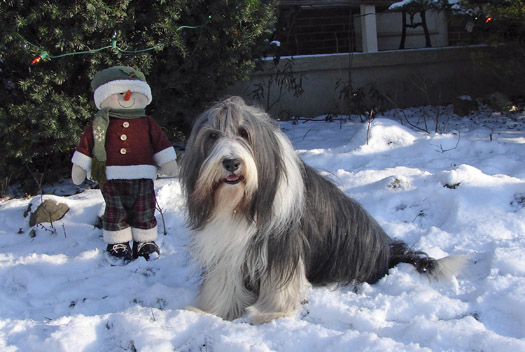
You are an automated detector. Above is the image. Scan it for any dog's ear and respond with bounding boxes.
[247,121,285,226]
[180,122,216,229]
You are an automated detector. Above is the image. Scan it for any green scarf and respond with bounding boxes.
[91,107,146,187]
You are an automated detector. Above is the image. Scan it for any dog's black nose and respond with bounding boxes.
[222,158,241,172]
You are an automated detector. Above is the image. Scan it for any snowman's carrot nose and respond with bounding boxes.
[124,90,132,101]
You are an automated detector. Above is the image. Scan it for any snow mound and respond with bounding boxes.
[356,119,418,154]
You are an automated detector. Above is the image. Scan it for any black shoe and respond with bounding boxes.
[133,241,160,261]
[106,242,133,261]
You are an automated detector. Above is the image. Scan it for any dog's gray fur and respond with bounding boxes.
[180,96,465,324]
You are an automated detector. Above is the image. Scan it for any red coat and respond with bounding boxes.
[72,116,176,180]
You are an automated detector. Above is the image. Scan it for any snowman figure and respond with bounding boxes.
[71,66,178,262]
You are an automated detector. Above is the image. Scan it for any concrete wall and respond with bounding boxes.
[224,46,508,118]
[357,10,450,51]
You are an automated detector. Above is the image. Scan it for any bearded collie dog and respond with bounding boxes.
[180,96,466,324]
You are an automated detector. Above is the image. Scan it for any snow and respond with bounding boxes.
[389,0,462,11]
[1,104,525,351]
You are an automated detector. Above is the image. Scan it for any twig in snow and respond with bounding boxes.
[302,128,315,140]
[437,132,461,153]
[155,200,167,236]
[366,107,376,145]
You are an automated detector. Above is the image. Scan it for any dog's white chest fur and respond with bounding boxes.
[191,214,258,320]
[193,215,254,272]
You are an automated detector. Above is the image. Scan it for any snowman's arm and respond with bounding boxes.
[148,116,178,176]
[71,125,94,184]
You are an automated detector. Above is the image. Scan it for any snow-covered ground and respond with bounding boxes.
[1,104,524,351]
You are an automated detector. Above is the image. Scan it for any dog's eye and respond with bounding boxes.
[209,132,218,140]
[238,128,249,140]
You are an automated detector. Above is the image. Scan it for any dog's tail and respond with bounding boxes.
[389,241,468,280]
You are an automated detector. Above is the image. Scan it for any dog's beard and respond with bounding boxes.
[191,138,258,219]
[213,182,247,218]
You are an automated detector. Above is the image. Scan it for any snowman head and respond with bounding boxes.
[91,66,152,110]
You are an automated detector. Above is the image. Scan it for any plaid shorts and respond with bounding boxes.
[101,179,157,232]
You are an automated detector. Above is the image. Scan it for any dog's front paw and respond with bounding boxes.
[246,306,293,325]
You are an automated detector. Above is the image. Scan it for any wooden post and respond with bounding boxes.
[420,11,432,47]
[400,10,407,49]
[360,4,378,52]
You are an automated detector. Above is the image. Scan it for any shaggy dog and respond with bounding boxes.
[180,96,465,324]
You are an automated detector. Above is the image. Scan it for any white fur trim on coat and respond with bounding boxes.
[103,227,133,244]
[71,151,92,171]
[94,80,152,109]
[153,147,177,166]
[132,226,158,242]
[106,165,158,181]
[71,152,161,181]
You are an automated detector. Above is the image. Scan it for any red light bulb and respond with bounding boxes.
[31,56,42,65]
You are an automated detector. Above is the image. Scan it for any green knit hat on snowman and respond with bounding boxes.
[91,66,152,109]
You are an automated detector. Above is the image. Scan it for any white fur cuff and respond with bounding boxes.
[132,226,158,242]
[71,151,92,172]
[153,147,177,166]
[103,227,132,244]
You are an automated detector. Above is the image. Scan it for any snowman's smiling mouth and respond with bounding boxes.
[118,98,135,108]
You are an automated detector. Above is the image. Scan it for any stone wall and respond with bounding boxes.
[224,46,510,118]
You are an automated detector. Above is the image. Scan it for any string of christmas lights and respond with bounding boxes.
[13,16,211,65]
